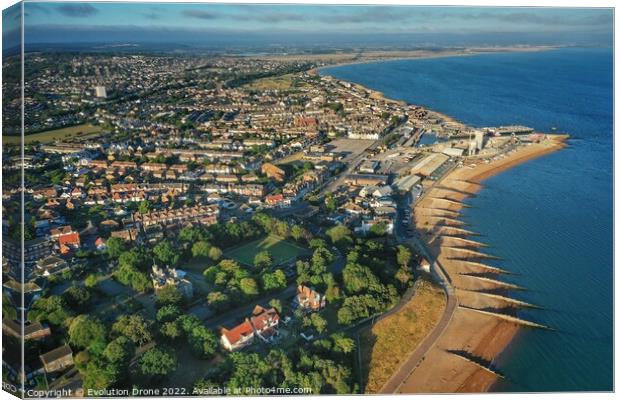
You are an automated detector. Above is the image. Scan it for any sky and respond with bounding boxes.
[2,2,614,49]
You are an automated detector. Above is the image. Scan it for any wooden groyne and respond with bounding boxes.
[452,260,512,275]
[440,236,489,248]
[441,246,501,260]
[457,274,527,291]
[459,305,552,330]
[426,196,472,208]
[458,288,541,309]
[445,350,505,379]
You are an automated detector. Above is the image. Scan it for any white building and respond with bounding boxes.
[94,86,107,98]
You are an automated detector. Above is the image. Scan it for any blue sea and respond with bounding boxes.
[321,48,613,392]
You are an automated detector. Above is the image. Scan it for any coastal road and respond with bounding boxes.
[379,181,459,393]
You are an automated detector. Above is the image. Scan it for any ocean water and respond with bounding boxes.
[321,48,613,392]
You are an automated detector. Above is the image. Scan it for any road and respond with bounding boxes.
[378,183,459,394]
[318,139,381,196]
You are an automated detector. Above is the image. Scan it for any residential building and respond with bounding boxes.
[40,345,74,373]
[293,285,326,312]
[151,265,193,298]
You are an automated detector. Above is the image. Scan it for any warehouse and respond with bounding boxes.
[392,174,422,192]
[410,153,449,177]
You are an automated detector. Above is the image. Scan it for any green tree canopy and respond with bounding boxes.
[156,285,184,306]
[253,250,273,269]
[139,348,177,377]
[69,315,107,350]
[112,314,153,346]
[154,240,180,266]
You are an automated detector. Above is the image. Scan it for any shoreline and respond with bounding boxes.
[310,45,558,73]
[399,135,568,393]
[312,50,570,393]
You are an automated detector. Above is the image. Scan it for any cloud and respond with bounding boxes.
[56,4,99,18]
[142,10,161,20]
[25,3,51,14]
[434,10,613,27]
[239,12,306,23]
[182,9,219,20]
[321,7,414,24]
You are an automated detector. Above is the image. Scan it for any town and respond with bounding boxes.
[3,51,547,396]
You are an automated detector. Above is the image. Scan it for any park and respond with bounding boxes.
[223,235,309,267]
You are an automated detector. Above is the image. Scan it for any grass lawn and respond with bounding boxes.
[3,123,103,145]
[224,235,308,267]
[360,279,446,393]
[243,73,306,91]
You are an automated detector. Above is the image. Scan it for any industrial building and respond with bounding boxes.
[410,153,449,177]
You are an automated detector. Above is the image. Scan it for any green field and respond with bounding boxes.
[224,235,308,267]
[243,73,306,90]
[3,123,103,145]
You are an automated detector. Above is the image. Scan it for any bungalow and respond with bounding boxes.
[40,345,74,373]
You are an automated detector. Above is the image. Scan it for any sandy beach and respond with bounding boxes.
[396,135,568,393]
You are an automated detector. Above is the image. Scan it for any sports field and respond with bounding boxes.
[3,123,103,145]
[224,235,308,266]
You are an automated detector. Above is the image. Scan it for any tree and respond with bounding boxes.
[369,221,388,236]
[112,314,153,346]
[203,266,219,283]
[325,194,337,212]
[115,263,152,293]
[239,278,259,296]
[82,358,120,391]
[160,321,182,341]
[84,274,99,288]
[188,325,218,359]
[207,291,230,311]
[176,314,201,334]
[156,304,181,323]
[395,266,413,287]
[106,237,125,258]
[64,287,91,311]
[331,333,356,354]
[139,348,177,377]
[253,250,273,269]
[310,313,328,334]
[156,285,184,306]
[179,226,205,244]
[269,298,282,314]
[103,336,135,366]
[396,245,412,268]
[208,246,223,261]
[326,225,352,247]
[154,240,180,266]
[28,295,72,326]
[261,269,287,291]
[291,225,304,242]
[138,200,152,214]
[309,238,328,249]
[69,315,106,350]
[342,262,381,295]
[192,241,211,258]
